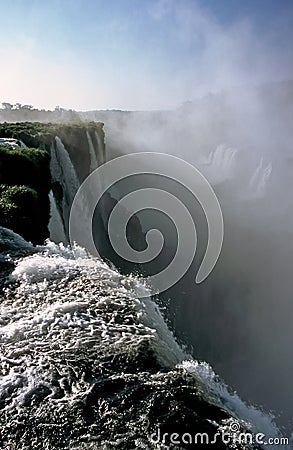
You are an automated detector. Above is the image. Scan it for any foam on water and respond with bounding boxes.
[180,360,280,441]
[0,240,286,449]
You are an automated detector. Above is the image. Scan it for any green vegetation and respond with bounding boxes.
[0,138,51,243]
[0,121,103,149]
[0,185,38,240]
[0,121,104,243]
[0,145,49,189]
[0,122,104,182]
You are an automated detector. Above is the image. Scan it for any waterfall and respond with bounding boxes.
[49,137,80,240]
[48,130,106,246]
[0,138,26,149]
[95,130,106,166]
[19,140,28,149]
[54,136,80,203]
[0,236,282,449]
[1,121,289,447]
[48,190,67,244]
[205,144,238,183]
[208,145,238,170]
[249,157,272,198]
[86,130,99,172]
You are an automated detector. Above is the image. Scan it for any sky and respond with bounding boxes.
[0,0,292,110]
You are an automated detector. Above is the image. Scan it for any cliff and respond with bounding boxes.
[0,120,147,277]
[0,122,105,244]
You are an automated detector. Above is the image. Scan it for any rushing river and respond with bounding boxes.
[0,228,285,449]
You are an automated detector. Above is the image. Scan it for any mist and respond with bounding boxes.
[94,78,293,433]
[1,0,293,434]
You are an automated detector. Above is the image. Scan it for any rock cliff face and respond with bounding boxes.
[0,121,145,276]
[0,122,105,244]
[47,122,105,242]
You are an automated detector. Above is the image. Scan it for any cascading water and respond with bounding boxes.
[50,137,80,241]
[0,138,28,149]
[0,232,284,449]
[205,144,238,183]
[84,106,293,437]
[95,130,106,166]
[48,129,110,265]
[0,118,291,449]
[48,190,67,244]
[86,130,99,172]
[248,157,273,198]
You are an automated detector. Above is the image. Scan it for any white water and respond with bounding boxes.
[50,137,80,238]
[204,144,239,183]
[0,137,27,149]
[48,190,67,244]
[181,360,281,443]
[0,238,284,448]
[248,157,273,198]
[52,137,80,203]
[85,130,99,172]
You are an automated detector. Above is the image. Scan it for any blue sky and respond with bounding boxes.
[0,0,292,110]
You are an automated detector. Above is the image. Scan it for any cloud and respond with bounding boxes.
[0,0,292,109]
[148,0,293,98]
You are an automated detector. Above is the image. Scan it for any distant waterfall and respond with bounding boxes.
[0,138,27,149]
[249,157,272,198]
[19,140,28,149]
[205,144,238,183]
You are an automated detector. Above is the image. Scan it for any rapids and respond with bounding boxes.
[0,230,285,449]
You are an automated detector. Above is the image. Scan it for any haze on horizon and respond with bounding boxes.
[0,0,293,111]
